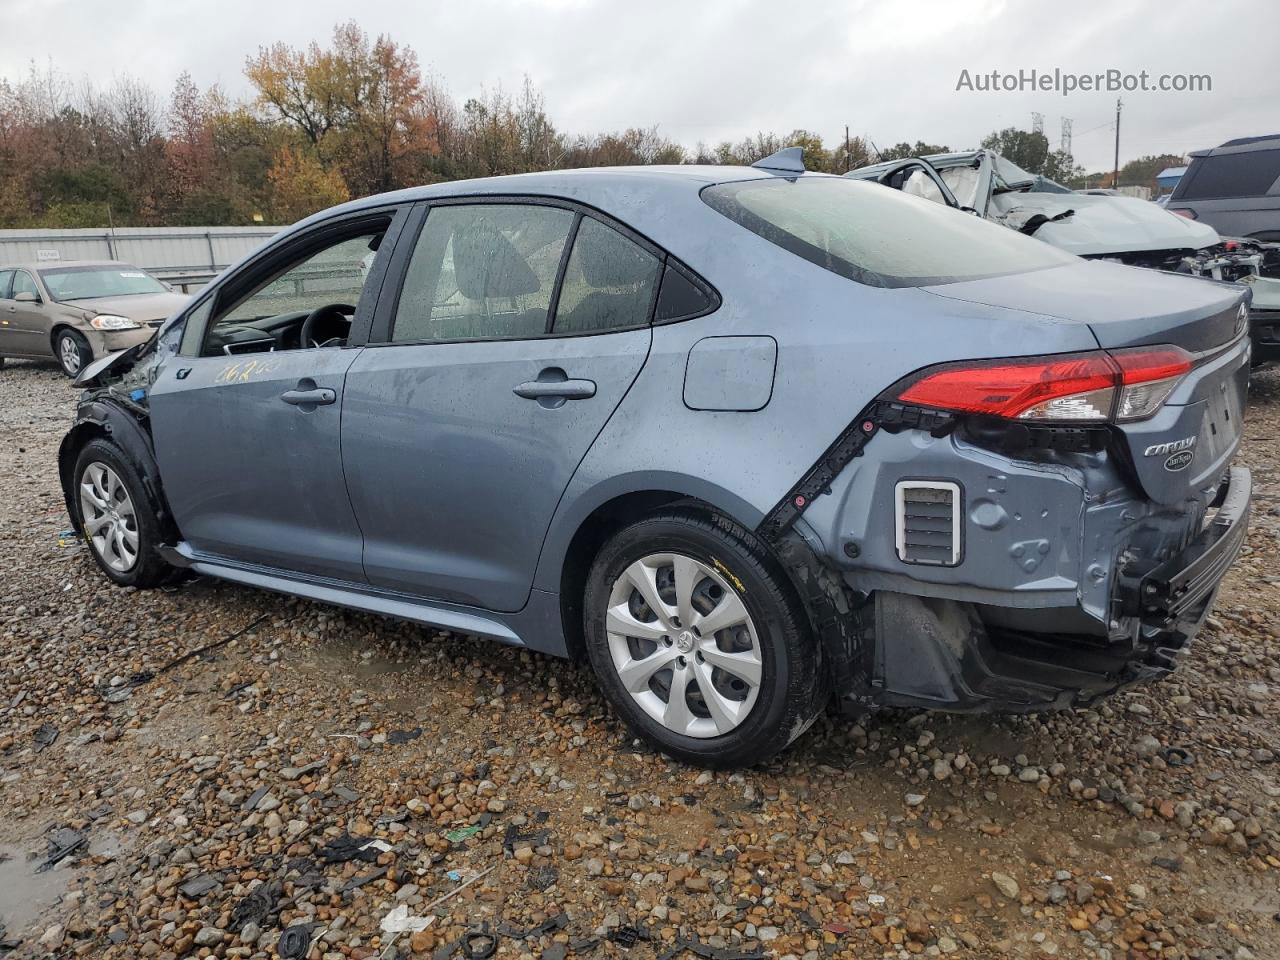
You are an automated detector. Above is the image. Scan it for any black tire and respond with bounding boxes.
[55,328,92,378]
[72,438,174,588]
[583,511,826,768]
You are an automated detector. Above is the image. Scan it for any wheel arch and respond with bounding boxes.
[49,322,84,353]
[59,399,180,543]
[544,473,770,662]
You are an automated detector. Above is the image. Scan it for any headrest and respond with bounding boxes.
[453,219,540,300]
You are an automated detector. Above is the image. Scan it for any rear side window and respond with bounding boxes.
[392,204,574,342]
[703,177,1075,288]
[0,270,13,298]
[552,217,660,334]
[1178,149,1280,200]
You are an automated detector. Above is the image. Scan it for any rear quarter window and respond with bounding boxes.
[1178,149,1280,200]
[702,177,1076,288]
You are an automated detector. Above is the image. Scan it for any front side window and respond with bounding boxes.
[11,271,40,299]
[200,228,385,356]
[553,217,661,334]
[41,266,165,301]
[703,177,1076,287]
[392,204,574,342]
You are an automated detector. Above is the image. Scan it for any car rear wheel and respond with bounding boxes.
[73,439,173,588]
[56,329,91,378]
[583,511,826,768]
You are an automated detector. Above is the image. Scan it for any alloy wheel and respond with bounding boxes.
[59,335,82,375]
[605,552,762,738]
[78,462,139,572]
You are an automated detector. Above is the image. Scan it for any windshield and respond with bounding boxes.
[40,266,168,301]
[702,177,1076,287]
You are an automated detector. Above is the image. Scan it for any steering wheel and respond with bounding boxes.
[300,302,356,348]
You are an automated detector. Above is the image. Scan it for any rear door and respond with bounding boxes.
[7,270,51,356]
[342,199,661,611]
[148,206,409,580]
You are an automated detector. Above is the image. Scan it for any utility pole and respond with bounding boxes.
[1113,98,1122,187]
[844,125,851,171]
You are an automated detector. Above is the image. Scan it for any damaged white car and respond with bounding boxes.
[846,150,1280,363]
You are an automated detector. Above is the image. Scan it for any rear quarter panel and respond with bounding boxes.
[531,219,1103,592]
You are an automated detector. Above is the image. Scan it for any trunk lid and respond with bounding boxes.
[924,259,1250,505]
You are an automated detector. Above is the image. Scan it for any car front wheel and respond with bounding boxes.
[73,439,173,587]
[56,329,92,378]
[584,511,826,768]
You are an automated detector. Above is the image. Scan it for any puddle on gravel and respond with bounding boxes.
[0,843,71,935]
[0,831,124,937]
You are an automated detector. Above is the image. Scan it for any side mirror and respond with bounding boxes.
[14,291,40,304]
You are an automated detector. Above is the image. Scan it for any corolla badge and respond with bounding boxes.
[1144,436,1196,458]
[1164,450,1194,471]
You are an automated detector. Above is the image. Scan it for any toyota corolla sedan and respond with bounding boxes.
[59,149,1252,768]
[0,260,189,377]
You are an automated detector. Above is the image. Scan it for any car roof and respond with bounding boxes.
[1189,134,1280,157]
[299,165,838,224]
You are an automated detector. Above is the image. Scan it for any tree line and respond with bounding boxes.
[1,21,1114,228]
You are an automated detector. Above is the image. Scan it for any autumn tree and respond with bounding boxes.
[266,145,349,223]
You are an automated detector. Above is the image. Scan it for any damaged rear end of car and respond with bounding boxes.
[704,172,1254,716]
[785,263,1252,713]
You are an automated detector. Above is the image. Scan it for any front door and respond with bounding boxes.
[342,202,663,611]
[149,211,404,581]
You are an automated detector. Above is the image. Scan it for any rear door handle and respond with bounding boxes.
[280,387,336,406]
[514,367,596,409]
[513,379,596,400]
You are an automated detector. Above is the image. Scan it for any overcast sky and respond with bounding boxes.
[1,0,1275,173]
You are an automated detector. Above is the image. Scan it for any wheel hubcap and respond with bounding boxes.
[78,462,139,572]
[605,552,762,739]
[60,336,81,373]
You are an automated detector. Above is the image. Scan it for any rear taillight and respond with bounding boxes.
[892,346,1193,424]
[1169,208,1197,220]
[1110,345,1194,421]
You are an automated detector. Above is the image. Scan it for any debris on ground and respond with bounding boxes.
[276,923,313,960]
[31,723,57,752]
[387,725,424,744]
[380,904,433,935]
[37,827,86,872]
[316,832,385,863]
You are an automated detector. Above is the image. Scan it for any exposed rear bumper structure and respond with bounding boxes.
[850,466,1251,713]
[1119,466,1251,629]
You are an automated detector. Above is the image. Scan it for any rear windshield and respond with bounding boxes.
[40,266,167,301]
[701,177,1076,287]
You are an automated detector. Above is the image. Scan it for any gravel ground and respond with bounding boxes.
[1,357,1277,960]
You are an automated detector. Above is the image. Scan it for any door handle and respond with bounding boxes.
[513,379,596,400]
[280,387,336,406]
